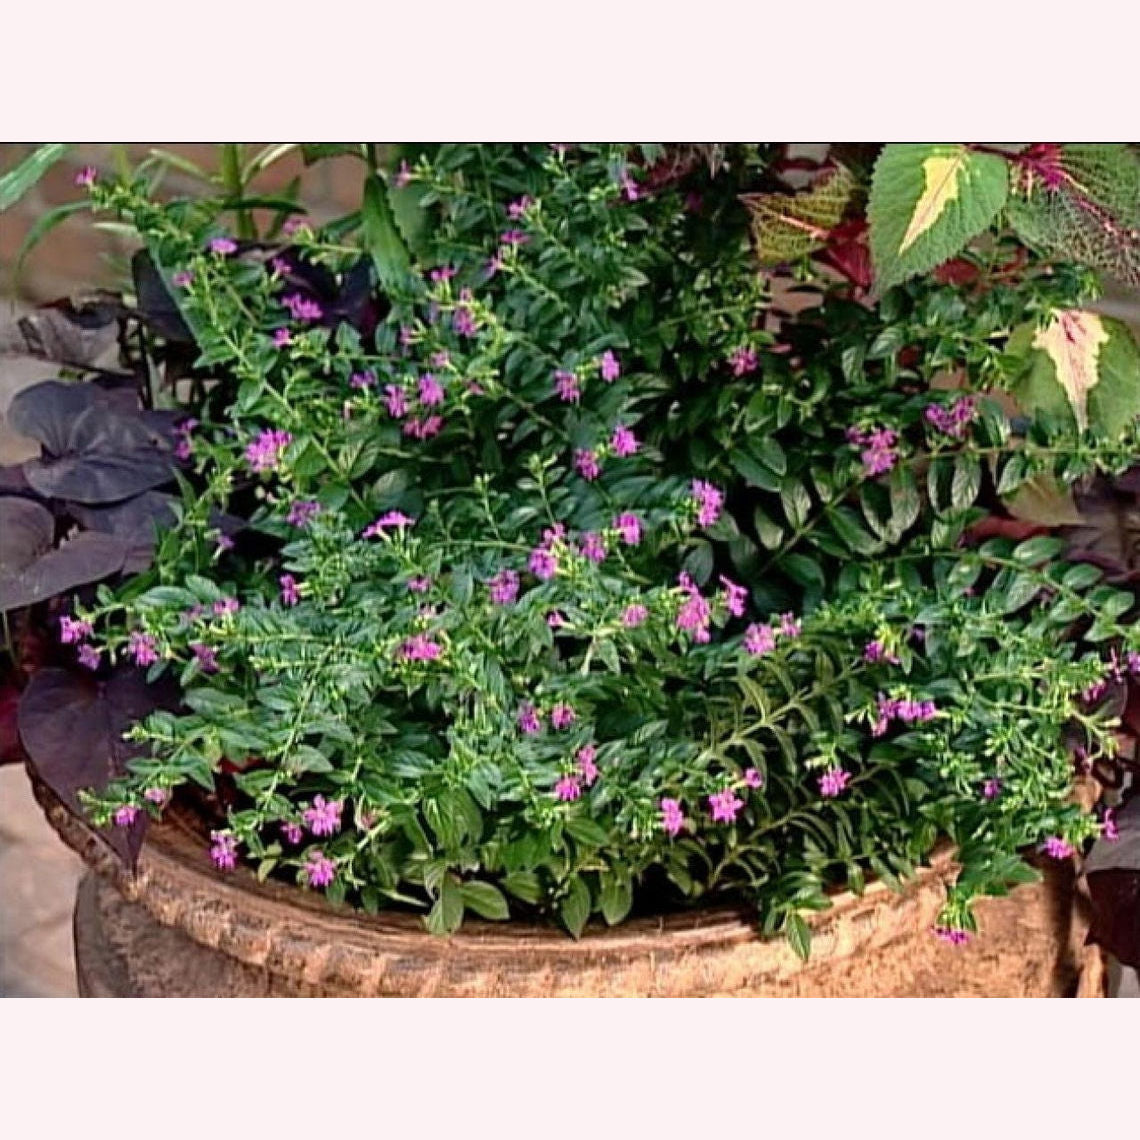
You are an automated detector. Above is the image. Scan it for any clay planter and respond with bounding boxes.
[31,772,1104,998]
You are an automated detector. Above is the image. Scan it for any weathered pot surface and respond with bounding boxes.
[30,769,1102,997]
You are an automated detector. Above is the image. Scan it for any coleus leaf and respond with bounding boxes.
[869,144,1009,290]
[0,496,126,612]
[17,665,181,867]
[741,164,856,265]
[1007,144,1140,287]
[1012,310,1140,436]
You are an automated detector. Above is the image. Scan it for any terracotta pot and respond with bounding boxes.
[31,772,1105,998]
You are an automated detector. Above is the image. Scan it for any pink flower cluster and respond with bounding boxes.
[924,395,977,439]
[529,525,564,581]
[818,767,852,798]
[660,797,685,836]
[192,642,219,672]
[554,370,581,403]
[719,576,748,618]
[729,346,758,376]
[933,926,971,947]
[1041,836,1074,859]
[575,449,601,480]
[982,777,1003,800]
[863,640,900,665]
[610,424,638,457]
[400,634,442,662]
[302,795,343,837]
[210,831,238,871]
[128,630,159,667]
[743,612,800,656]
[282,293,323,323]
[599,351,621,382]
[613,513,642,546]
[287,499,321,528]
[489,569,520,605]
[245,428,293,473]
[690,480,724,529]
[623,603,649,628]
[362,511,414,539]
[59,615,93,644]
[708,787,744,824]
[173,417,197,461]
[305,851,337,889]
[846,425,899,477]
[871,693,937,736]
[279,574,300,606]
[676,572,712,644]
[113,805,138,827]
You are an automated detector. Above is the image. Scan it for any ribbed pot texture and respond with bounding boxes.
[30,771,1105,997]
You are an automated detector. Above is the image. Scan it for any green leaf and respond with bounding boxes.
[780,478,812,529]
[869,144,1009,289]
[12,199,88,284]
[502,871,543,904]
[560,876,591,938]
[951,454,982,511]
[784,911,812,962]
[362,172,411,291]
[459,880,510,921]
[0,144,72,211]
[743,165,856,265]
[425,873,465,935]
[754,506,785,550]
[827,506,880,555]
[564,816,609,847]
[598,873,633,925]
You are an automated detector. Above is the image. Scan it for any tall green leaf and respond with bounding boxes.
[362,173,412,291]
[0,143,72,212]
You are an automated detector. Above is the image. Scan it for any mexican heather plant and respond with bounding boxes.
[22,144,1140,953]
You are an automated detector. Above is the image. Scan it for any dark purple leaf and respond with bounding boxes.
[8,380,177,503]
[0,294,123,367]
[68,492,178,574]
[1084,796,1140,969]
[131,250,194,344]
[0,497,128,612]
[17,665,180,866]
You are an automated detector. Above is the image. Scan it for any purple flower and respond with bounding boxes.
[302,795,343,837]
[554,775,582,802]
[394,160,412,188]
[128,631,159,667]
[983,778,1003,800]
[400,634,442,662]
[408,576,432,594]
[350,370,376,390]
[499,229,529,247]
[863,640,900,665]
[304,851,337,889]
[1042,836,1074,859]
[287,499,322,528]
[59,615,93,644]
[660,797,685,837]
[418,373,446,407]
[744,623,776,656]
[191,642,219,673]
[282,293,323,323]
[610,424,638,458]
[77,644,101,670]
[279,574,300,607]
[210,831,238,871]
[924,396,977,440]
[550,703,576,730]
[708,788,744,824]
[245,428,293,473]
[208,237,237,255]
[547,610,567,628]
[362,511,415,539]
[729,347,758,376]
[613,512,642,546]
[453,305,476,338]
[554,370,581,403]
[623,603,649,628]
[378,384,407,419]
[579,531,606,563]
[690,480,724,529]
[273,328,292,347]
[403,415,443,440]
[489,569,520,606]
[431,351,450,368]
[518,703,542,735]
[144,787,168,806]
[113,805,138,827]
[213,597,240,616]
[270,257,291,276]
[1104,808,1119,841]
[619,171,639,201]
[172,270,193,288]
[599,351,621,382]
[933,926,971,947]
[744,768,764,789]
[576,744,599,786]
[216,533,235,553]
[676,573,712,644]
[528,546,558,581]
[818,768,851,798]
[280,821,303,845]
[507,196,533,219]
[848,426,899,477]
[75,165,97,188]
[719,576,748,618]
[779,613,802,639]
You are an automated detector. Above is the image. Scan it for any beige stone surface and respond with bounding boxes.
[0,766,83,996]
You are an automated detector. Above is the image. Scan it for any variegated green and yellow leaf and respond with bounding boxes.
[869,144,1010,290]
[1013,309,1140,436]
[741,165,855,266]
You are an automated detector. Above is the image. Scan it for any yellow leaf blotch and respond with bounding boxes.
[899,150,968,254]
[1032,309,1109,431]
